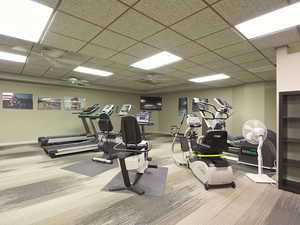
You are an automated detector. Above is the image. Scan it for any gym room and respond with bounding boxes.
[0,0,300,224]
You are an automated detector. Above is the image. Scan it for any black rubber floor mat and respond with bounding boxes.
[62,159,117,177]
[103,167,168,196]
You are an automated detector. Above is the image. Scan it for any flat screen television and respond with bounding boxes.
[140,96,162,110]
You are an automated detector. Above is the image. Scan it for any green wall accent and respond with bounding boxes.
[0,80,140,144]
[0,80,276,144]
[158,81,276,136]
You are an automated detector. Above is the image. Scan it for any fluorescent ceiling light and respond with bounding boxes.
[130,51,182,70]
[235,2,300,39]
[189,74,230,83]
[74,66,113,77]
[0,0,53,42]
[0,51,27,63]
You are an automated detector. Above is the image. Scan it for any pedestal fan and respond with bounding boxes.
[242,120,276,183]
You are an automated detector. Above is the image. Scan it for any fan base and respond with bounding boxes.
[246,173,276,183]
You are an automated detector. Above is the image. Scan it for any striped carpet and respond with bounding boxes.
[0,136,299,225]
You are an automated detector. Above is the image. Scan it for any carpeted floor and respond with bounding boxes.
[0,136,299,225]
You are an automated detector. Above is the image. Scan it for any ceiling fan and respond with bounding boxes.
[63,77,89,87]
[12,45,83,68]
[136,73,170,85]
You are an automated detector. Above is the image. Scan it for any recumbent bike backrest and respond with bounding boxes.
[121,116,142,145]
[98,113,113,132]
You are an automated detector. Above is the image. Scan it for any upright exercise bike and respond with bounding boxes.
[92,104,132,164]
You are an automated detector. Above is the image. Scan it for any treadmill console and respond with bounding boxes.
[80,104,100,115]
[102,104,114,116]
[136,112,150,124]
[119,104,132,116]
[214,98,232,109]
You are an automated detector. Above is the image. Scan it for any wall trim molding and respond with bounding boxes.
[0,140,37,147]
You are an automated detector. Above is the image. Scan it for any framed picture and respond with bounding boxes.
[178,97,188,116]
[64,97,85,110]
[2,93,33,109]
[38,97,62,110]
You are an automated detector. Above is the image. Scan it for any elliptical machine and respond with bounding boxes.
[171,98,235,190]
[210,98,277,170]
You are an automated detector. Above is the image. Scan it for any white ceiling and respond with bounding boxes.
[0,0,300,94]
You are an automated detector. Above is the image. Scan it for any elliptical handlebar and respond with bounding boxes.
[194,98,230,121]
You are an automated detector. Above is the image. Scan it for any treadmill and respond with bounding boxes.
[43,105,116,158]
[42,108,103,158]
[38,104,100,146]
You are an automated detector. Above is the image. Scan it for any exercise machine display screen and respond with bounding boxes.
[119,104,132,116]
[140,96,162,110]
[102,104,114,116]
[136,112,150,123]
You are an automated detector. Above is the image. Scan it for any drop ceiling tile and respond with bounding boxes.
[134,0,206,26]
[79,44,117,59]
[123,43,160,58]
[92,30,137,51]
[214,41,256,58]
[213,0,287,25]
[151,66,177,75]
[226,70,253,78]
[0,61,23,74]
[0,35,33,49]
[256,70,276,81]
[119,0,139,6]
[238,75,262,82]
[109,9,164,41]
[229,51,265,64]
[169,41,208,58]
[144,29,189,49]
[205,0,220,4]
[69,74,100,82]
[109,53,138,65]
[181,65,213,75]
[22,64,48,76]
[239,59,275,71]
[49,12,101,41]
[214,64,243,74]
[261,48,276,64]
[107,63,132,71]
[42,68,69,78]
[205,59,235,70]
[32,0,59,8]
[42,32,85,52]
[206,78,243,87]
[26,54,49,67]
[167,70,193,78]
[251,28,300,49]
[171,8,228,40]
[196,28,244,50]
[89,58,115,66]
[59,0,128,27]
[171,60,197,69]
[189,51,222,64]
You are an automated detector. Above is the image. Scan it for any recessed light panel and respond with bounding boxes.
[130,51,182,70]
[189,74,230,83]
[235,2,300,39]
[0,51,27,63]
[0,0,53,42]
[74,66,113,77]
